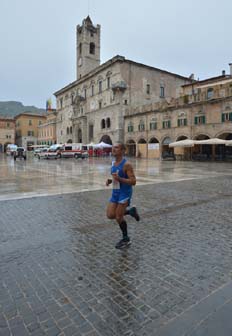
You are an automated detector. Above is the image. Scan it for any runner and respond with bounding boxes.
[106,142,140,249]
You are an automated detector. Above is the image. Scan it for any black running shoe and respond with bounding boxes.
[115,237,131,249]
[130,206,140,222]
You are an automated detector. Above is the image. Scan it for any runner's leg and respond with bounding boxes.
[106,202,118,220]
[115,202,129,239]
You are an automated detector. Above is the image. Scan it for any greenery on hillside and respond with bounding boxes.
[0,101,46,118]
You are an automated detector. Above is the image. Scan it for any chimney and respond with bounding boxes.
[229,63,232,76]
[222,70,226,76]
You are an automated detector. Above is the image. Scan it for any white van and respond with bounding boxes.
[6,144,17,156]
[58,143,88,159]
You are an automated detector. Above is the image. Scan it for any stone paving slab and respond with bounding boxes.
[1,176,232,335]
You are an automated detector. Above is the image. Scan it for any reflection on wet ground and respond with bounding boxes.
[1,154,232,335]
[1,153,232,200]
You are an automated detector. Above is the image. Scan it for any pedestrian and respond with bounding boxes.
[106,142,140,249]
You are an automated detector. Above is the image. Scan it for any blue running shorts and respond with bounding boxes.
[110,191,132,206]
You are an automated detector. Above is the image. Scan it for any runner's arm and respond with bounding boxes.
[113,163,136,186]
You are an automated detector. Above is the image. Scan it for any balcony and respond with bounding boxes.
[111,81,127,92]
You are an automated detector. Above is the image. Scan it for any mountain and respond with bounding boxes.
[0,101,46,118]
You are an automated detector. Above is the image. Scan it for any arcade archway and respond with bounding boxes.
[100,135,112,145]
[126,139,136,157]
[162,137,175,160]
[137,138,147,158]
[148,137,159,159]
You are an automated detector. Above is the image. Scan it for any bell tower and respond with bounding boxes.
[76,16,101,79]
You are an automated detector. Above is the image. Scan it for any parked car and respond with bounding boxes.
[34,147,49,157]
[37,145,63,159]
[14,147,26,160]
[6,144,17,156]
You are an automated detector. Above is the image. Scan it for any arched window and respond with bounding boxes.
[101,119,105,129]
[79,43,82,55]
[67,127,69,135]
[70,127,72,134]
[90,42,95,55]
[106,118,111,128]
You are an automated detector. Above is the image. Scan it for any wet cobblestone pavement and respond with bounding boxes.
[1,167,232,335]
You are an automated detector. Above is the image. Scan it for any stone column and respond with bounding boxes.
[81,118,87,144]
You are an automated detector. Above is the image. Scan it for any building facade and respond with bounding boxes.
[54,17,192,146]
[54,16,232,161]
[124,68,232,160]
[15,113,46,149]
[0,117,15,152]
[38,109,57,145]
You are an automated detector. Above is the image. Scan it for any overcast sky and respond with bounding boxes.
[1,0,232,108]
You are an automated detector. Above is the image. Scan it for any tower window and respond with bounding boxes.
[79,43,82,55]
[90,42,95,55]
[99,81,102,93]
[89,124,94,140]
[101,119,105,129]
[107,77,111,89]
[160,86,165,98]
[146,84,150,94]
[91,85,94,96]
[106,118,111,128]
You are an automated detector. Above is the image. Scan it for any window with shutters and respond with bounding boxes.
[150,121,157,130]
[138,120,145,131]
[194,116,206,124]
[163,120,171,129]
[177,118,187,127]
[222,112,232,122]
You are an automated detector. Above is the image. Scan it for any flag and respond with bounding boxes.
[46,98,52,111]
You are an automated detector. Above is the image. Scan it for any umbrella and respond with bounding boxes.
[196,138,227,145]
[93,141,112,148]
[169,139,195,148]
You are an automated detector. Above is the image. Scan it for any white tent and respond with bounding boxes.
[169,139,195,148]
[93,141,112,148]
[225,140,232,146]
[196,138,227,145]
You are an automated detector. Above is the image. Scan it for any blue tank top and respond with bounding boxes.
[111,158,132,194]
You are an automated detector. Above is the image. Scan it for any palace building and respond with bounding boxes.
[54,16,192,147]
[54,16,232,160]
